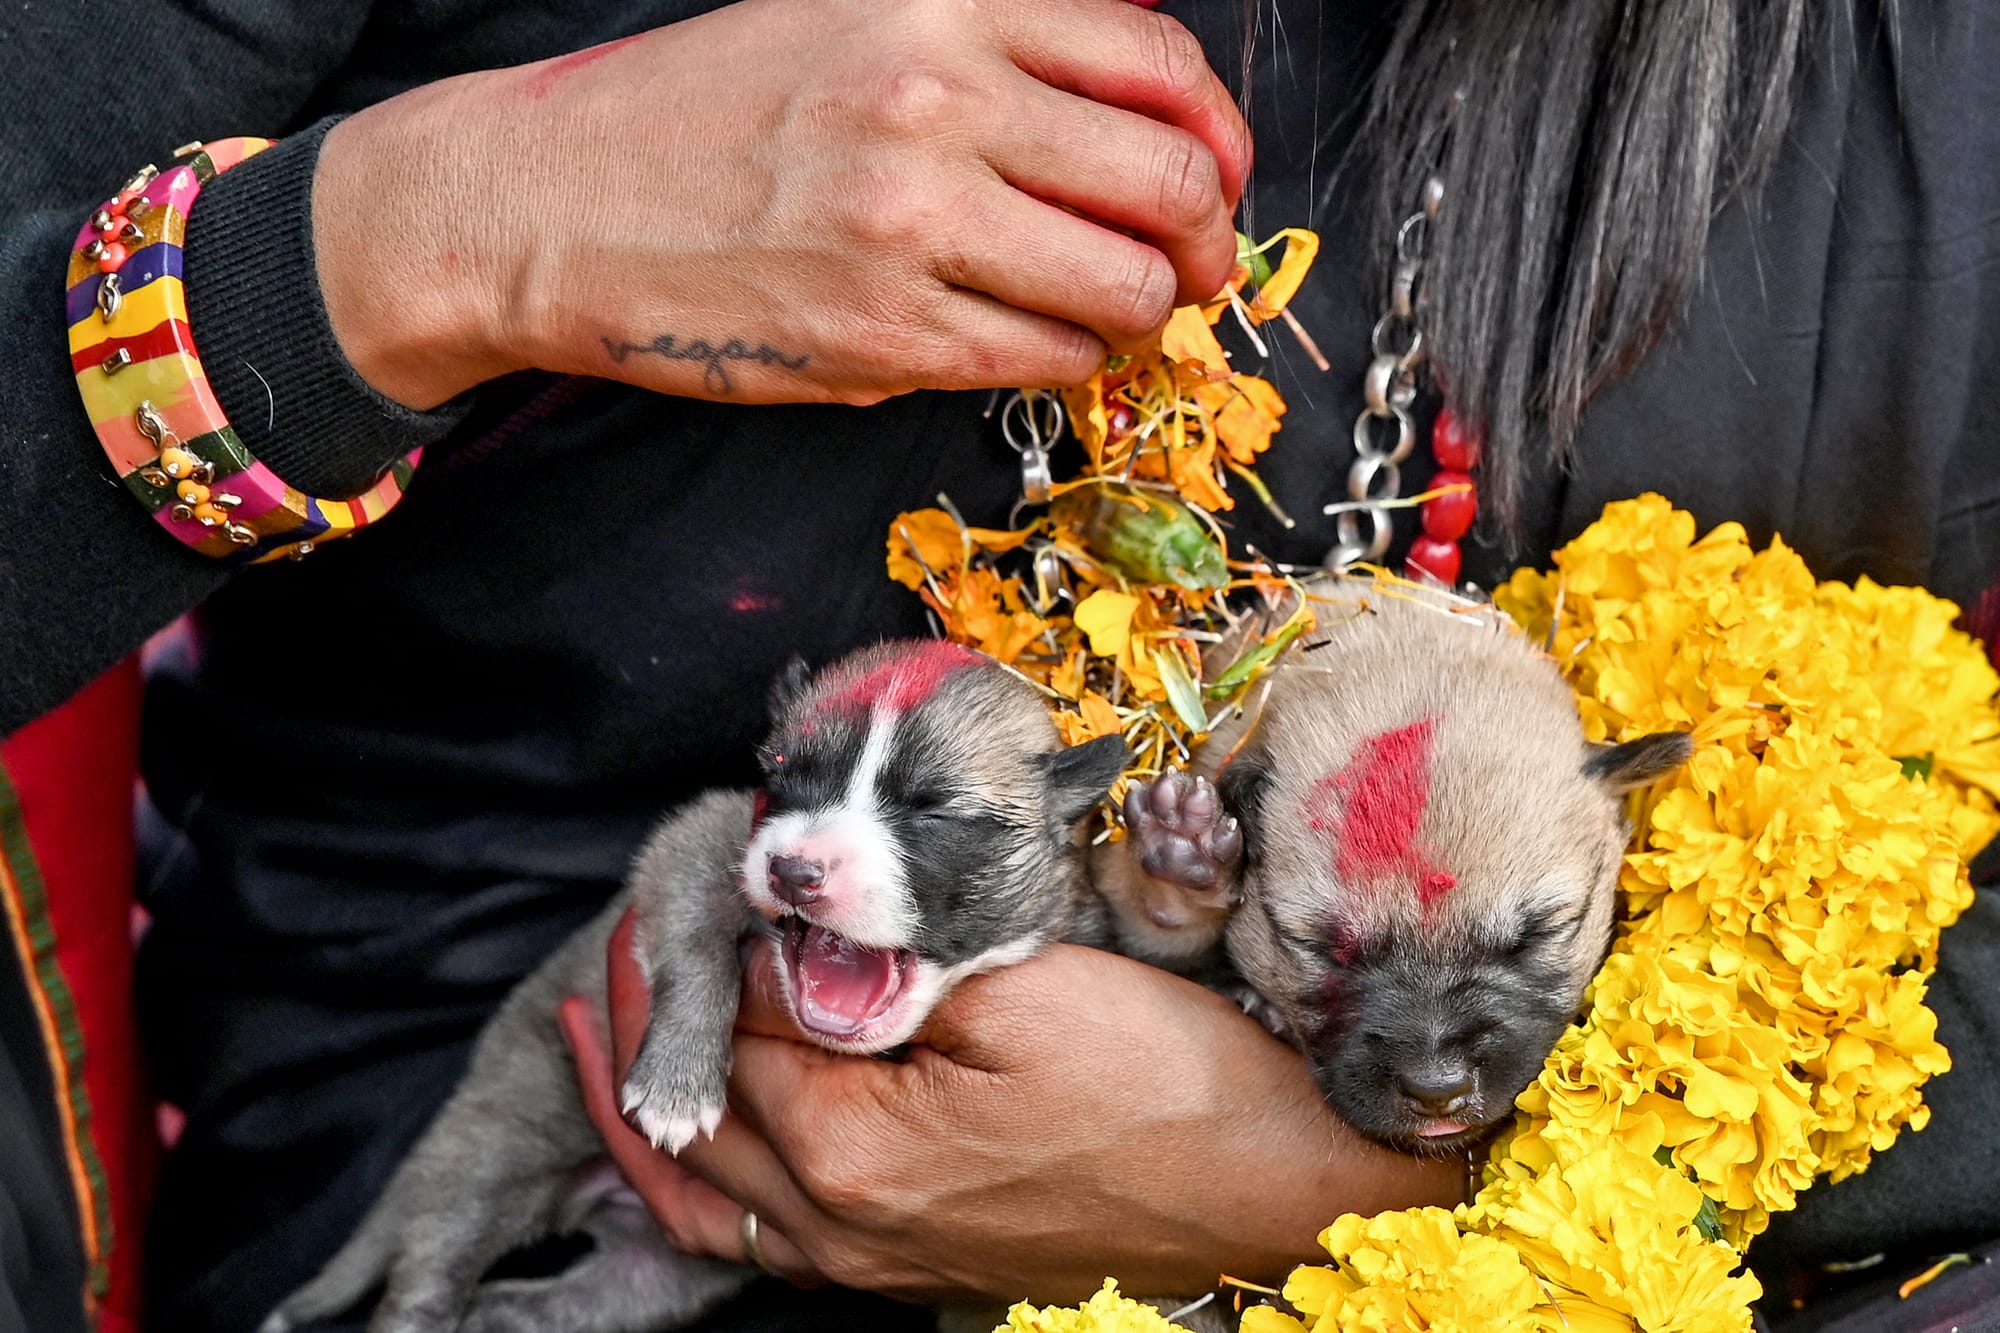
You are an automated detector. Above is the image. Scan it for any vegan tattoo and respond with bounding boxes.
[601,333,810,394]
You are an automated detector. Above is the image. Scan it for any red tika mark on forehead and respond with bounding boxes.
[1325,717,1436,880]
[819,642,985,716]
[1303,717,1459,929]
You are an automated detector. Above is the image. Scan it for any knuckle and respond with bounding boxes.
[799,1152,877,1217]
[1042,324,1105,386]
[1105,248,1177,340]
[861,67,966,137]
[847,175,934,246]
[1141,14,1211,103]
[1150,130,1221,230]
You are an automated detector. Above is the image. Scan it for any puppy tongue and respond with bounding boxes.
[1416,1119,1471,1138]
[794,925,901,1035]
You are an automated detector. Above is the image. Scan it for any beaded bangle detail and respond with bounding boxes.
[65,138,421,564]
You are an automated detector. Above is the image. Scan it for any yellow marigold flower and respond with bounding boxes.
[1237,1310,1309,1333]
[995,1281,1195,1333]
[1464,1139,1760,1333]
[1286,1207,1545,1332]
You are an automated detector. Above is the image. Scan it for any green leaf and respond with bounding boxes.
[1693,1194,1725,1243]
[1655,1147,1726,1241]
[1898,752,1935,780]
[1207,611,1312,698]
[1154,648,1210,733]
[1236,230,1274,289]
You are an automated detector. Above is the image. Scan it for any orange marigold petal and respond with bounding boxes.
[1161,306,1231,375]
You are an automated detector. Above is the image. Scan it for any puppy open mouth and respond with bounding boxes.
[778,920,918,1047]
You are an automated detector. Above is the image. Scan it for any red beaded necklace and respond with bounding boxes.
[1405,406,1481,585]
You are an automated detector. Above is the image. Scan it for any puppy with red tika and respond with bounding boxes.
[264,640,1128,1333]
[1096,575,1690,1156]
[624,640,1129,1149]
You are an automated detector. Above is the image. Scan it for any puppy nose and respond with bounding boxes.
[767,854,825,905]
[1397,1066,1475,1115]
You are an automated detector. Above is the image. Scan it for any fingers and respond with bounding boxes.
[984,83,1240,307]
[935,190,1179,354]
[577,940,824,1281]
[672,1105,823,1277]
[560,995,743,1250]
[832,286,1107,396]
[605,909,651,1073]
[998,0,1252,210]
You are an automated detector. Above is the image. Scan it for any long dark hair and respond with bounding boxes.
[1363,0,1815,535]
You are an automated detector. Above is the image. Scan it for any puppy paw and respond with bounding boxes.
[1124,771,1243,894]
[619,1045,728,1155]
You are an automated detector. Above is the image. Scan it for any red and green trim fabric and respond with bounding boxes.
[0,661,150,1333]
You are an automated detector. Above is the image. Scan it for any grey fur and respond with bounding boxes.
[263,643,1128,1333]
[262,791,757,1333]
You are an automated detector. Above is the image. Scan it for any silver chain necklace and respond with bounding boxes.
[1322,177,1444,570]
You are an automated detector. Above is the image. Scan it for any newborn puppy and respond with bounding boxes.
[1097,576,1690,1155]
[263,640,1128,1333]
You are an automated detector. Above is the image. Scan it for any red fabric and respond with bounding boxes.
[2,659,151,1333]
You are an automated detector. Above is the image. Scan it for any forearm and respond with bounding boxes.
[0,0,467,734]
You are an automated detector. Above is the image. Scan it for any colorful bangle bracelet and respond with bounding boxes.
[65,138,422,564]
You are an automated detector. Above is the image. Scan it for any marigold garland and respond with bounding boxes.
[1223,497,2000,1333]
[997,1280,1198,1333]
[987,497,1998,1333]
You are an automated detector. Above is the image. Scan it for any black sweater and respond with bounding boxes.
[3,3,1998,1331]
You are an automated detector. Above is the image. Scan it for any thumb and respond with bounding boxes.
[903,948,1082,1074]
[734,938,808,1041]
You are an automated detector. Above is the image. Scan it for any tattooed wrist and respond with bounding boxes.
[601,332,810,395]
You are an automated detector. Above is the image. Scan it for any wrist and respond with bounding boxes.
[313,76,518,410]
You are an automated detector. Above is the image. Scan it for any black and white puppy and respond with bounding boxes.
[262,640,1128,1333]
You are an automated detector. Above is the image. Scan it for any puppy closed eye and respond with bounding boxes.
[901,788,959,818]
[1503,910,1586,957]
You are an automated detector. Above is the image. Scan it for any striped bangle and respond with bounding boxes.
[65,138,421,564]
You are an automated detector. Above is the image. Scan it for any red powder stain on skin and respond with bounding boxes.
[819,642,984,717]
[1305,717,1459,928]
[522,33,645,100]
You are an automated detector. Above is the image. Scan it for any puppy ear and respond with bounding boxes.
[1214,751,1272,862]
[1043,735,1130,827]
[1583,732,1694,792]
[768,655,814,722]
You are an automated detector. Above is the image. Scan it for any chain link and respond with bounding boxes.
[1324,177,1444,570]
[999,389,1064,504]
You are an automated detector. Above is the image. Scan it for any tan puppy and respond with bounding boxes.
[1098,576,1689,1154]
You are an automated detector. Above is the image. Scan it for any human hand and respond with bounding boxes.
[564,914,1464,1305]
[314,0,1251,410]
